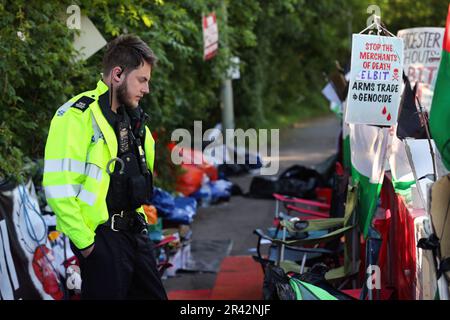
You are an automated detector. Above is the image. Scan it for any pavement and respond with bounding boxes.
[162,115,341,294]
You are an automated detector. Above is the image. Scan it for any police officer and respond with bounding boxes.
[43,34,167,300]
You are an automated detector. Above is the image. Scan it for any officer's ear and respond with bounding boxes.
[112,66,123,83]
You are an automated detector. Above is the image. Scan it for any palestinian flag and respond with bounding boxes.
[430,4,450,170]
[389,132,415,196]
[342,102,351,171]
[349,124,389,237]
[289,277,338,300]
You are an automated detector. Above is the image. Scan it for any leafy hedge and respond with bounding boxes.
[1,0,447,188]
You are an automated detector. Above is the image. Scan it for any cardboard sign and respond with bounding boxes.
[346,34,404,125]
[397,27,445,112]
[203,12,219,61]
[430,175,450,296]
[404,138,437,210]
[72,15,107,61]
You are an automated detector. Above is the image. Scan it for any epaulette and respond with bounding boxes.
[71,96,95,112]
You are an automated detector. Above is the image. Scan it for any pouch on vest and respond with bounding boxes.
[107,151,152,211]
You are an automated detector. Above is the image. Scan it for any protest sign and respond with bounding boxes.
[346,34,404,126]
[203,12,219,61]
[397,27,444,112]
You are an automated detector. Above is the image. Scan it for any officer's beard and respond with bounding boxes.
[116,80,137,110]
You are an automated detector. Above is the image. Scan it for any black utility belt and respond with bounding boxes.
[102,211,148,235]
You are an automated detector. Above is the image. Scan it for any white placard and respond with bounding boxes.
[346,34,404,125]
[397,27,445,112]
[404,138,437,210]
[203,12,219,61]
[322,82,341,105]
[73,15,107,61]
[404,138,436,180]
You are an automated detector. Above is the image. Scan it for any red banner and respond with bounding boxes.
[203,12,219,60]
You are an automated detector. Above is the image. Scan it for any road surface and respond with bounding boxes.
[162,115,341,293]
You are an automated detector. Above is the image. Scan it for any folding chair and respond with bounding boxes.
[254,183,360,290]
[253,162,350,273]
[273,162,347,223]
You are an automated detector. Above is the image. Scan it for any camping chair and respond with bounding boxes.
[252,166,349,276]
[254,183,360,290]
[273,161,347,223]
[256,161,349,265]
[152,234,178,276]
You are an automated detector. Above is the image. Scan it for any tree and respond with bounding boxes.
[1,0,447,188]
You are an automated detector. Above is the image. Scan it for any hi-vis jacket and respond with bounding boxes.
[43,80,155,250]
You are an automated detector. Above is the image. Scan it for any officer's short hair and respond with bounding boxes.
[102,34,157,76]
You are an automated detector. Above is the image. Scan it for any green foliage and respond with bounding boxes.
[377,0,448,31]
[234,0,357,129]
[0,1,89,182]
[1,0,448,187]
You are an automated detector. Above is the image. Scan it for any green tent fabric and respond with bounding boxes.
[289,277,338,300]
[349,124,389,238]
[389,133,415,199]
[343,121,351,171]
[430,4,450,171]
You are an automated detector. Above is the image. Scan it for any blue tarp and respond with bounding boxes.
[151,187,197,224]
[191,179,233,206]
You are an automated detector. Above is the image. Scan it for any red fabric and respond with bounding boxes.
[32,245,64,300]
[371,181,392,287]
[342,288,394,300]
[444,4,450,52]
[373,209,391,276]
[391,195,416,300]
[175,164,204,196]
[274,193,330,209]
[378,178,396,290]
[172,147,218,183]
[315,187,333,206]
[379,177,416,300]
[286,204,330,218]
[151,131,158,141]
[202,165,218,182]
[210,256,263,300]
[167,141,176,151]
[335,162,344,176]
[183,148,218,181]
[168,289,212,300]
[358,177,418,300]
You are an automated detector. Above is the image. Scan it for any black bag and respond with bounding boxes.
[263,264,296,300]
[277,177,317,199]
[279,165,324,184]
[293,264,357,300]
[248,164,322,199]
[248,176,280,198]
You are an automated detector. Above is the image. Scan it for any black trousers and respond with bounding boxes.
[71,225,168,300]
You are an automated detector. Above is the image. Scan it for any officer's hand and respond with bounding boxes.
[81,244,95,258]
